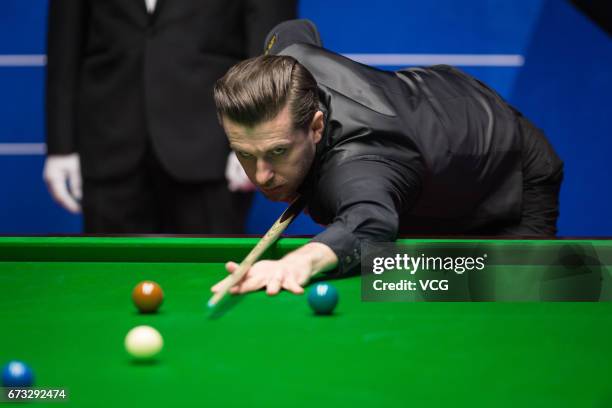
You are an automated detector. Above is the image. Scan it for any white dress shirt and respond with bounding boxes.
[144,0,157,13]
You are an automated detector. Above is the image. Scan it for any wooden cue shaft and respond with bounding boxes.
[207,196,306,307]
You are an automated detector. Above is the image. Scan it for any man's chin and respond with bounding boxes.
[262,189,296,203]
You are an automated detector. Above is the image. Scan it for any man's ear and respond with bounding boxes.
[311,110,324,144]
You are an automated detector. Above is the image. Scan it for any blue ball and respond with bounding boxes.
[2,361,34,387]
[307,282,339,315]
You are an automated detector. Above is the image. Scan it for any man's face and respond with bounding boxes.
[223,105,324,202]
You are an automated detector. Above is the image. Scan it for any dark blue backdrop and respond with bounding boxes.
[0,0,610,235]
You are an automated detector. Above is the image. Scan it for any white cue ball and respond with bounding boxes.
[125,325,163,359]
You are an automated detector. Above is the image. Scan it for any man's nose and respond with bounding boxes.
[255,159,274,186]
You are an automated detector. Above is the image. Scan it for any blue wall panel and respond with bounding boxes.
[0,68,45,142]
[0,156,81,233]
[300,0,544,53]
[0,1,46,54]
[509,0,612,235]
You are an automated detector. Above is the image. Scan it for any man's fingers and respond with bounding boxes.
[266,269,285,295]
[67,169,82,201]
[225,261,239,273]
[46,176,81,213]
[282,275,305,295]
[233,261,270,294]
[211,273,234,293]
[213,264,262,294]
[232,274,266,294]
[43,154,82,214]
[211,264,246,293]
[293,270,311,287]
[214,260,309,296]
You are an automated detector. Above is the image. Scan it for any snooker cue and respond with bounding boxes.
[207,195,307,308]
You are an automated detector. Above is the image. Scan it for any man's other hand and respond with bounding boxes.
[43,153,82,214]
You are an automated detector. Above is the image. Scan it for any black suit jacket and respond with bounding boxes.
[46,0,296,181]
[266,20,561,274]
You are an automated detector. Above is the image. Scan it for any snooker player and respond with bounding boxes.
[210,19,563,296]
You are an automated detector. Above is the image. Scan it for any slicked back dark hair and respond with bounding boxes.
[214,55,319,132]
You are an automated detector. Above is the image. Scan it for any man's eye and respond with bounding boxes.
[271,147,287,156]
[237,151,252,159]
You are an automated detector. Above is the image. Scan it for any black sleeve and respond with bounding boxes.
[310,157,422,276]
[264,19,323,55]
[243,0,298,58]
[45,0,88,155]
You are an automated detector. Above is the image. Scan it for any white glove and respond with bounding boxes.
[43,153,82,214]
[225,151,256,192]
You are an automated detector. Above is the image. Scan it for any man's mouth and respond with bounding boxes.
[262,185,283,193]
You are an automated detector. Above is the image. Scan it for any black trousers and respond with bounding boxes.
[466,116,564,237]
[399,116,563,237]
[492,116,564,236]
[82,147,253,234]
